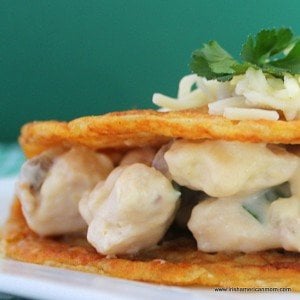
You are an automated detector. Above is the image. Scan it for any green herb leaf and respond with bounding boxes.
[190,49,217,80]
[242,182,291,223]
[241,28,293,65]
[269,41,300,74]
[190,27,299,81]
[190,41,238,81]
[201,41,236,74]
[242,204,261,222]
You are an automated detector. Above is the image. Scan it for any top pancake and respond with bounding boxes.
[19,109,300,158]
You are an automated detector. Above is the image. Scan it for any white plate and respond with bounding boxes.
[0,178,297,300]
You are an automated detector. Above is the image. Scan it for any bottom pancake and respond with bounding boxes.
[2,200,300,290]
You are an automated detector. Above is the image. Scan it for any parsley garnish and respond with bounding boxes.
[190,28,300,81]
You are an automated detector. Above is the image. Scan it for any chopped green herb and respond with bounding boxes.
[242,182,291,223]
[190,28,300,81]
[242,204,261,222]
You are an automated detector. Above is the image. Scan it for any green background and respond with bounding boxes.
[1,0,300,141]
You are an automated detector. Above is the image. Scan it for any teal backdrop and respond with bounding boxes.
[1,0,300,141]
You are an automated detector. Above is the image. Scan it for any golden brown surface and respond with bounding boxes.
[20,109,300,158]
[3,200,300,290]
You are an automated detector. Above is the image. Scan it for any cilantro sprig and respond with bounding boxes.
[190,28,300,81]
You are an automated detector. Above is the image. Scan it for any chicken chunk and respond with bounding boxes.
[165,140,299,197]
[16,147,113,236]
[79,163,180,255]
[188,196,280,252]
[188,175,300,253]
[269,196,300,252]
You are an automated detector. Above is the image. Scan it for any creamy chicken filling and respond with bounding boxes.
[80,163,180,255]
[16,140,300,254]
[164,140,300,252]
[16,147,113,236]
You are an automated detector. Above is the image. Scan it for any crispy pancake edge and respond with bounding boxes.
[19,109,300,158]
[3,200,300,290]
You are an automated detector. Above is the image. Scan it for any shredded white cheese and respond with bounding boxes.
[223,108,279,121]
[235,69,300,120]
[153,68,300,121]
[208,96,248,115]
[153,90,210,111]
[177,74,198,98]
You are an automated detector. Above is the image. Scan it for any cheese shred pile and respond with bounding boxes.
[153,68,300,121]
